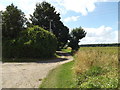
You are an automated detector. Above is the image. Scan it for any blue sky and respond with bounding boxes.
[0,0,119,44]
[62,2,117,30]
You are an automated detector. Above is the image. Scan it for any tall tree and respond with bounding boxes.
[69,27,86,50]
[2,4,27,39]
[30,1,69,49]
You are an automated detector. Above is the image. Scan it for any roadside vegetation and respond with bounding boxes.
[2,2,86,62]
[75,47,118,88]
[40,61,76,88]
[40,47,119,88]
[3,26,57,60]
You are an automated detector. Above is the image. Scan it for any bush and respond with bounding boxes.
[3,26,57,60]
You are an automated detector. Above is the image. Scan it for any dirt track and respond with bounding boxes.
[2,51,73,88]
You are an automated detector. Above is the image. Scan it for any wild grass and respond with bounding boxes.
[74,47,118,88]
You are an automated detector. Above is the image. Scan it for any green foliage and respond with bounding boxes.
[69,38,79,51]
[80,76,118,88]
[76,66,103,85]
[2,3,27,39]
[30,1,69,49]
[86,66,103,76]
[3,26,57,60]
[71,27,86,40]
[69,27,86,50]
[76,66,118,88]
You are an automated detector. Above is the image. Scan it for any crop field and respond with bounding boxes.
[74,47,119,88]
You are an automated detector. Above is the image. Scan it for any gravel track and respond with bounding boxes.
[2,51,73,88]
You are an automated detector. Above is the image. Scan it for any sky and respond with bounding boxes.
[0,0,119,44]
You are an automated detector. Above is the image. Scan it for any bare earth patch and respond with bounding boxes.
[2,51,73,88]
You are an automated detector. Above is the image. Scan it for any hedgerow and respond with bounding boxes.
[3,26,57,60]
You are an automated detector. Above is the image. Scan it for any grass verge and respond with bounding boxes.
[40,61,76,88]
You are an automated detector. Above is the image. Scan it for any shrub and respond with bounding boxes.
[3,26,57,60]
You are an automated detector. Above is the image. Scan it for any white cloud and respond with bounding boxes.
[0,0,43,19]
[0,4,5,11]
[0,0,119,18]
[48,0,67,15]
[80,25,118,44]
[60,0,119,16]
[61,0,96,16]
[64,16,80,22]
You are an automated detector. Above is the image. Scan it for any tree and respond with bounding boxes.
[30,1,69,49]
[2,3,27,39]
[68,27,86,50]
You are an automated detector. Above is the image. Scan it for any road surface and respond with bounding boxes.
[2,51,73,88]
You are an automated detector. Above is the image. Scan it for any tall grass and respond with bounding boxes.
[74,47,118,88]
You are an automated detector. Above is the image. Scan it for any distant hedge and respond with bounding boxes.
[3,26,57,59]
[80,43,120,47]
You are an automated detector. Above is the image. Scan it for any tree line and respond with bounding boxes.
[1,1,86,59]
[80,43,120,47]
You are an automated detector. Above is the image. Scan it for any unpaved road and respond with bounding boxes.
[2,51,73,88]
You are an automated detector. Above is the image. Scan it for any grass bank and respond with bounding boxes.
[40,61,76,88]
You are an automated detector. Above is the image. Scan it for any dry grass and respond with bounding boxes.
[74,47,119,88]
[74,47,118,74]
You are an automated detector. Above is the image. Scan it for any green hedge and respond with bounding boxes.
[3,26,57,60]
